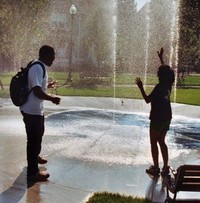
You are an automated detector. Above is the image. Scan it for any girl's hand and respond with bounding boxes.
[157,47,164,64]
[135,77,143,89]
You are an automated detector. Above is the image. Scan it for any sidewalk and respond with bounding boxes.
[0,97,200,203]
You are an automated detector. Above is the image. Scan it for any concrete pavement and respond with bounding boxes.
[0,96,200,203]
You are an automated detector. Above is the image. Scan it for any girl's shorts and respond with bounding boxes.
[150,120,171,133]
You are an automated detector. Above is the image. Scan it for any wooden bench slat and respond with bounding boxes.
[182,178,200,183]
[182,165,200,170]
[184,171,200,176]
[179,185,200,191]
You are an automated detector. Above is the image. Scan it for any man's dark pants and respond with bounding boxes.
[21,111,44,176]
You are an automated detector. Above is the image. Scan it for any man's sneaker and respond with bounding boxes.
[146,165,160,176]
[161,166,170,176]
[38,156,47,164]
[27,171,50,182]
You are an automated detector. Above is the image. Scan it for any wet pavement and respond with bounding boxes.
[0,96,200,203]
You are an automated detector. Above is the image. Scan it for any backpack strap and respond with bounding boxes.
[28,60,46,78]
[26,61,46,96]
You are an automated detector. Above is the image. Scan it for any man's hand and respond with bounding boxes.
[48,80,58,89]
[51,97,61,105]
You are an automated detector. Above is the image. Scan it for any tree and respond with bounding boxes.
[178,0,200,73]
[147,0,176,73]
[116,0,137,73]
[0,0,51,71]
[78,0,115,75]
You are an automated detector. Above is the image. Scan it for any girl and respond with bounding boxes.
[135,49,175,176]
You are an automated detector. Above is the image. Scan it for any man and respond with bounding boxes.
[20,45,61,182]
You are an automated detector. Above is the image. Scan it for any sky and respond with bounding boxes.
[135,0,149,10]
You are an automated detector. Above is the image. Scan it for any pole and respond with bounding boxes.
[67,14,74,83]
[67,4,77,83]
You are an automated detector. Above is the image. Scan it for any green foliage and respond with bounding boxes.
[0,0,51,69]
[148,0,176,69]
[179,0,200,71]
[86,192,151,203]
[77,0,116,71]
[116,0,137,73]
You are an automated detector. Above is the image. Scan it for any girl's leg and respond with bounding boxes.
[158,130,168,170]
[149,127,160,168]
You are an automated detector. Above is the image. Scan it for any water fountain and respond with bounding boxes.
[44,108,200,165]
[43,0,200,167]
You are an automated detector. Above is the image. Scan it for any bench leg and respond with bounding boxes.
[172,192,177,202]
[165,186,177,203]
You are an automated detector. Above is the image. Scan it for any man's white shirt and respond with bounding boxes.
[20,60,47,115]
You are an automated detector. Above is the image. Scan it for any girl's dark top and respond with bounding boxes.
[149,83,172,121]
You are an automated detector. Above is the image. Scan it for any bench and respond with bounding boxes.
[165,165,200,203]
[80,72,112,85]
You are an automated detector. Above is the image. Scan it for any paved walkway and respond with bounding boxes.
[0,97,200,203]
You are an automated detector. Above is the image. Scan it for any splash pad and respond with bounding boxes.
[45,105,200,166]
[1,97,200,203]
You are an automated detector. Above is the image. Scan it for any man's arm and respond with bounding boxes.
[33,86,60,105]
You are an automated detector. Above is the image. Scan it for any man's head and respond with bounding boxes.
[39,45,55,66]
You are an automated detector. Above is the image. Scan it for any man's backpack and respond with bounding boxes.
[10,60,45,107]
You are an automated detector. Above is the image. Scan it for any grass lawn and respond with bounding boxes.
[175,88,200,105]
[55,85,200,106]
[1,71,200,106]
[86,192,151,203]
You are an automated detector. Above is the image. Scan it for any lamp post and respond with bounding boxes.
[67,4,77,83]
